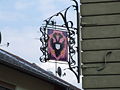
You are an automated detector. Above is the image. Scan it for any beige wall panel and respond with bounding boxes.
[81,15,120,26]
[80,0,119,3]
[0,64,54,90]
[81,2,120,16]
[83,76,120,89]
[82,38,120,51]
[82,25,120,39]
[82,50,120,63]
[82,63,120,75]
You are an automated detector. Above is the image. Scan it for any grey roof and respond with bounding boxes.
[0,49,80,90]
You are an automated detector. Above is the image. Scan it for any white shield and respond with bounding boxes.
[55,44,60,50]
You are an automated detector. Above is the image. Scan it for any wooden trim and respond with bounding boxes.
[81,14,120,27]
[82,38,120,51]
[82,50,120,63]
[83,76,120,89]
[80,0,120,4]
[82,25,120,40]
[81,2,120,16]
[84,89,120,90]
[82,63,120,76]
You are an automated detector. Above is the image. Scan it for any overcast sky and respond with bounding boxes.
[0,0,82,89]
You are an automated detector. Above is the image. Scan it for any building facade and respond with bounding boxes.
[81,0,120,89]
[0,49,80,90]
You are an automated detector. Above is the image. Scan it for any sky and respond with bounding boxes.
[0,0,82,89]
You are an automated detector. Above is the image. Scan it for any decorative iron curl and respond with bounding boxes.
[39,26,49,62]
[39,0,80,83]
[54,0,80,83]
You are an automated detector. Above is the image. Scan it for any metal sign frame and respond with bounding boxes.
[40,0,80,83]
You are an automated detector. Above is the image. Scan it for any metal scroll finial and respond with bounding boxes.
[39,0,80,83]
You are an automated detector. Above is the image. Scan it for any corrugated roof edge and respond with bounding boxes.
[0,49,80,90]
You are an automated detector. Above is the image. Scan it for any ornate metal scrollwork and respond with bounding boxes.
[39,26,49,62]
[40,0,80,83]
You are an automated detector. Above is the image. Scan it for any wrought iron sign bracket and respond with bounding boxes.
[40,0,80,83]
